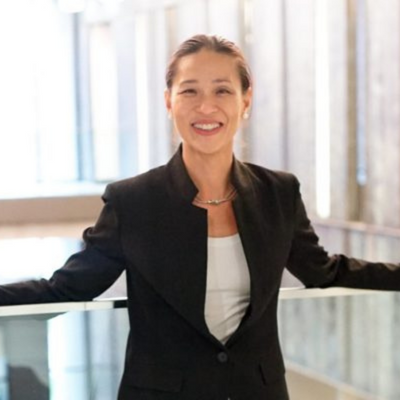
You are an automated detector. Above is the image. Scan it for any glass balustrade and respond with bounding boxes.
[1,235,399,400]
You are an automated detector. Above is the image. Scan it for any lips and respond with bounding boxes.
[191,121,223,136]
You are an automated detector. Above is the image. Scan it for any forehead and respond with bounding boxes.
[174,49,240,84]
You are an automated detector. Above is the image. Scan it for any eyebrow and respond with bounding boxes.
[179,78,232,86]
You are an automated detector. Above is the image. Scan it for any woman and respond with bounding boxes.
[1,34,400,400]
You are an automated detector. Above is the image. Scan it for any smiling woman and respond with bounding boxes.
[165,49,251,158]
[164,36,252,237]
[164,39,253,241]
[1,33,400,400]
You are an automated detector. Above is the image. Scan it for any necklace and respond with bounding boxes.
[194,187,237,206]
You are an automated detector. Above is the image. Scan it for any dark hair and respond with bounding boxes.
[165,34,252,93]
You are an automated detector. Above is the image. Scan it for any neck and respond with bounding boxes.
[182,145,234,198]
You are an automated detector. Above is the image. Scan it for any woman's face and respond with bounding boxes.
[165,49,251,157]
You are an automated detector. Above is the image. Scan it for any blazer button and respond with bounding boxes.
[217,351,228,363]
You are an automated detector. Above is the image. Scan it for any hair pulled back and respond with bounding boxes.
[165,34,252,93]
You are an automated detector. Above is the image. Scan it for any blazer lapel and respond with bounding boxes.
[155,203,212,339]
[228,159,285,344]
[130,148,218,343]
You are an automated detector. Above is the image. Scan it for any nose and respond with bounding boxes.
[196,95,218,115]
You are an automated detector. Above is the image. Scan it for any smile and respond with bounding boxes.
[191,122,223,135]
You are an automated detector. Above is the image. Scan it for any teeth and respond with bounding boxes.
[193,123,220,131]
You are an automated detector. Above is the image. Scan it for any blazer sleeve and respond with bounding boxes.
[0,185,126,305]
[285,178,400,290]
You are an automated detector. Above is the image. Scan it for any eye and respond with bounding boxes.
[216,87,233,95]
[178,88,197,96]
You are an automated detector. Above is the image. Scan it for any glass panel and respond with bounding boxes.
[0,308,129,400]
[279,292,400,400]
[0,292,400,399]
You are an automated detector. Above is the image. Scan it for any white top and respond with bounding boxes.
[204,234,251,344]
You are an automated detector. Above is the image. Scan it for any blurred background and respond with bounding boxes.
[0,0,400,399]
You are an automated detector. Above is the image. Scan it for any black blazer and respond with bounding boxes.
[1,147,400,400]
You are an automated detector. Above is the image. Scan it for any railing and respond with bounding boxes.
[0,287,394,400]
[1,220,399,399]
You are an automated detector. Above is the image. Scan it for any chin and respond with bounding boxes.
[184,141,233,157]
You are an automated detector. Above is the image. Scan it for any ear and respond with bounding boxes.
[242,87,252,118]
[243,86,252,111]
[164,88,172,114]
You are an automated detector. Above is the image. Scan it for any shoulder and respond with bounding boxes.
[239,161,300,191]
[237,162,302,216]
[102,164,169,204]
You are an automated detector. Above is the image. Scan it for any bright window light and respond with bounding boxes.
[315,0,331,218]
[89,24,119,181]
[135,13,151,173]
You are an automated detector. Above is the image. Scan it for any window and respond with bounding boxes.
[0,0,172,199]
[0,1,78,197]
